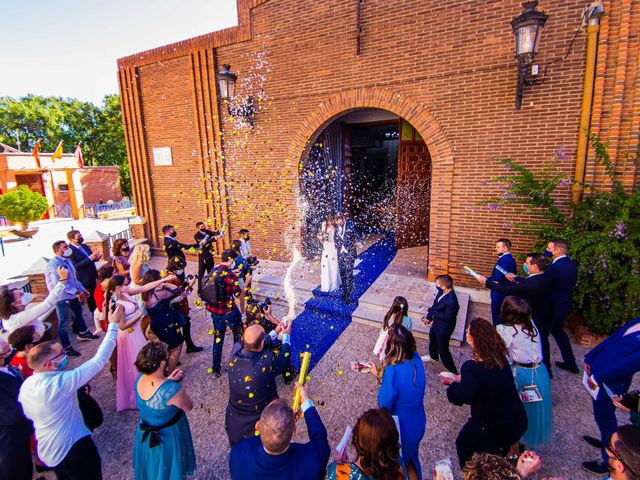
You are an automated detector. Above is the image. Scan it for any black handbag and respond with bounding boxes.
[77,384,103,431]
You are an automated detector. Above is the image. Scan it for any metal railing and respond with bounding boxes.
[83,201,134,219]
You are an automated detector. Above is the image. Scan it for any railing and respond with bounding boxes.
[108,226,133,250]
[51,204,73,218]
[83,201,135,219]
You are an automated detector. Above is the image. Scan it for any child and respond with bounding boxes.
[421,274,459,374]
[373,296,412,361]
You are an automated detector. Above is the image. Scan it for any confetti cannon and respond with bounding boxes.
[292,351,311,413]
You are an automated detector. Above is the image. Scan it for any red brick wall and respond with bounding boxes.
[118,0,639,286]
[79,167,122,204]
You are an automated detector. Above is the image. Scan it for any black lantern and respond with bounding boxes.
[511,1,549,109]
[217,64,255,128]
[217,64,237,100]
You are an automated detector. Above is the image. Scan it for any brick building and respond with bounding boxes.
[117,0,639,286]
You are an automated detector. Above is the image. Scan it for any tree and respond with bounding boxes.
[0,94,131,198]
[0,185,49,229]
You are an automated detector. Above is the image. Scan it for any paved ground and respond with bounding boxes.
[34,255,636,480]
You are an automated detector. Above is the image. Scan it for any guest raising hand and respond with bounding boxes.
[442,318,528,468]
[367,325,425,479]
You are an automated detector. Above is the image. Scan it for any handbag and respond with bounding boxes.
[77,384,103,431]
[513,364,543,403]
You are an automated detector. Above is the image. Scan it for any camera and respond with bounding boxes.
[247,256,259,267]
[259,297,271,312]
[185,274,196,281]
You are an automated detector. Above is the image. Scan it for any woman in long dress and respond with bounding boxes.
[497,296,552,449]
[319,215,341,293]
[133,342,196,480]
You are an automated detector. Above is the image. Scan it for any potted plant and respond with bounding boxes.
[0,185,49,238]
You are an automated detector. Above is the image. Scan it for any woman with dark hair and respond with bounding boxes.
[112,239,131,276]
[374,296,412,361]
[165,257,202,353]
[441,318,528,468]
[142,269,188,373]
[326,408,410,480]
[497,296,552,449]
[105,273,172,409]
[367,325,425,479]
[7,325,37,378]
[133,342,196,480]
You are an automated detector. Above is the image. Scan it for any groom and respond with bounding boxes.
[334,212,363,305]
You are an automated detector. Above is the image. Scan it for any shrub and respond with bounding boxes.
[0,185,48,229]
[481,136,640,335]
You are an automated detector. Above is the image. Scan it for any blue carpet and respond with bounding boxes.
[291,234,397,371]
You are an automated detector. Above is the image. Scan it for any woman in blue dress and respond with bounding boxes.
[367,324,426,479]
[133,342,196,480]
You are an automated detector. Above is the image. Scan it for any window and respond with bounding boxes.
[58,184,69,191]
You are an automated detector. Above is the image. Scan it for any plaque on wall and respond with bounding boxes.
[153,147,173,166]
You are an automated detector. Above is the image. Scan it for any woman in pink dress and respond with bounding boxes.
[105,275,150,411]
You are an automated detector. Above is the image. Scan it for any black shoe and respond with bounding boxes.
[583,435,603,449]
[77,331,99,341]
[186,345,203,353]
[555,361,579,374]
[581,460,608,475]
[64,347,81,358]
[35,463,53,473]
[212,370,222,378]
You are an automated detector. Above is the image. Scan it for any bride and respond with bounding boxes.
[318,215,341,292]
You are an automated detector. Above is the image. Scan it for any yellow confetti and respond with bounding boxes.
[244,375,252,382]
[216,337,221,343]
[207,367,213,374]
[336,370,343,375]
[208,329,214,335]
[248,392,254,398]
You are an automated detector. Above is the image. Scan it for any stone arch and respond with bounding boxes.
[287,86,454,277]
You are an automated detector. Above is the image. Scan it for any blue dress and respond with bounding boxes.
[133,377,196,480]
[378,352,426,480]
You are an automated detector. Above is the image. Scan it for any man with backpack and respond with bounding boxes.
[201,249,243,377]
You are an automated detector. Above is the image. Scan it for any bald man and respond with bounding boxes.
[0,337,33,480]
[225,321,293,446]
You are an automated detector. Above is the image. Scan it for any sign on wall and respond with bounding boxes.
[152,147,173,166]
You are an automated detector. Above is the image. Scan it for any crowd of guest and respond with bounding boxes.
[0,226,639,480]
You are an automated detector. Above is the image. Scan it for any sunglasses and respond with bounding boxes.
[121,247,130,252]
[607,433,637,477]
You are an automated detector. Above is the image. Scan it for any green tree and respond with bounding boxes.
[0,94,131,198]
[0,185,49,229]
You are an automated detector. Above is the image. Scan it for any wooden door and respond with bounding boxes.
[395,139,431,248]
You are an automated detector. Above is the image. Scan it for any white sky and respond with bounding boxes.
[0,0,238,104]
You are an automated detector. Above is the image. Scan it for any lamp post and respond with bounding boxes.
[511,1,549,109]
[217,64,255,128]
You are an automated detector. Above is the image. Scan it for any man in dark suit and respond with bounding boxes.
[484,238,517,326]
[67,230,102,313]
[193,221,221,295]
[162,225,197,262]
[225,322,292,446]
[333,212,363,305]
[478,253,553,376]
[229,383,330,480]
[544,239,579,373]
[422,274,459,374]
[580,317,640,475]
[0,337,33,480]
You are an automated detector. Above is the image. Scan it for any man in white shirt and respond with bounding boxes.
[18,312,118,479]
[239,228,252,259]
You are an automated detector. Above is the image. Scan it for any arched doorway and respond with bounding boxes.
[300,108,432,259]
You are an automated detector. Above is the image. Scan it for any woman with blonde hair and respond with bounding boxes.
[367,325,425,479]
[129,244,151,288]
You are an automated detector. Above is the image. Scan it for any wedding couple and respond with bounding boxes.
[318,212,363,305]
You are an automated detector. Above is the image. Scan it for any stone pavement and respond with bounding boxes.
[35,255,635,480]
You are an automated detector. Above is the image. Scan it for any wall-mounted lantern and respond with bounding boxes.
[217,64,255,127]
[511,1,549,109]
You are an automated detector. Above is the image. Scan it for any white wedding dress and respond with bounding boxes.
[320,228,341,292]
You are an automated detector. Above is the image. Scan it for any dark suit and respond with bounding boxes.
[333,221,361,301]
[486,253,517,325]
[69,243,98,312]
[427,288,460,374]
[163,236,196,262]
[545,255,578,368]
[225,337,292,446]
[484,273,553,374]
[585,317,640,462]
[194,229,219,294]
[229,404,330,480]
[0,367,33,480]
